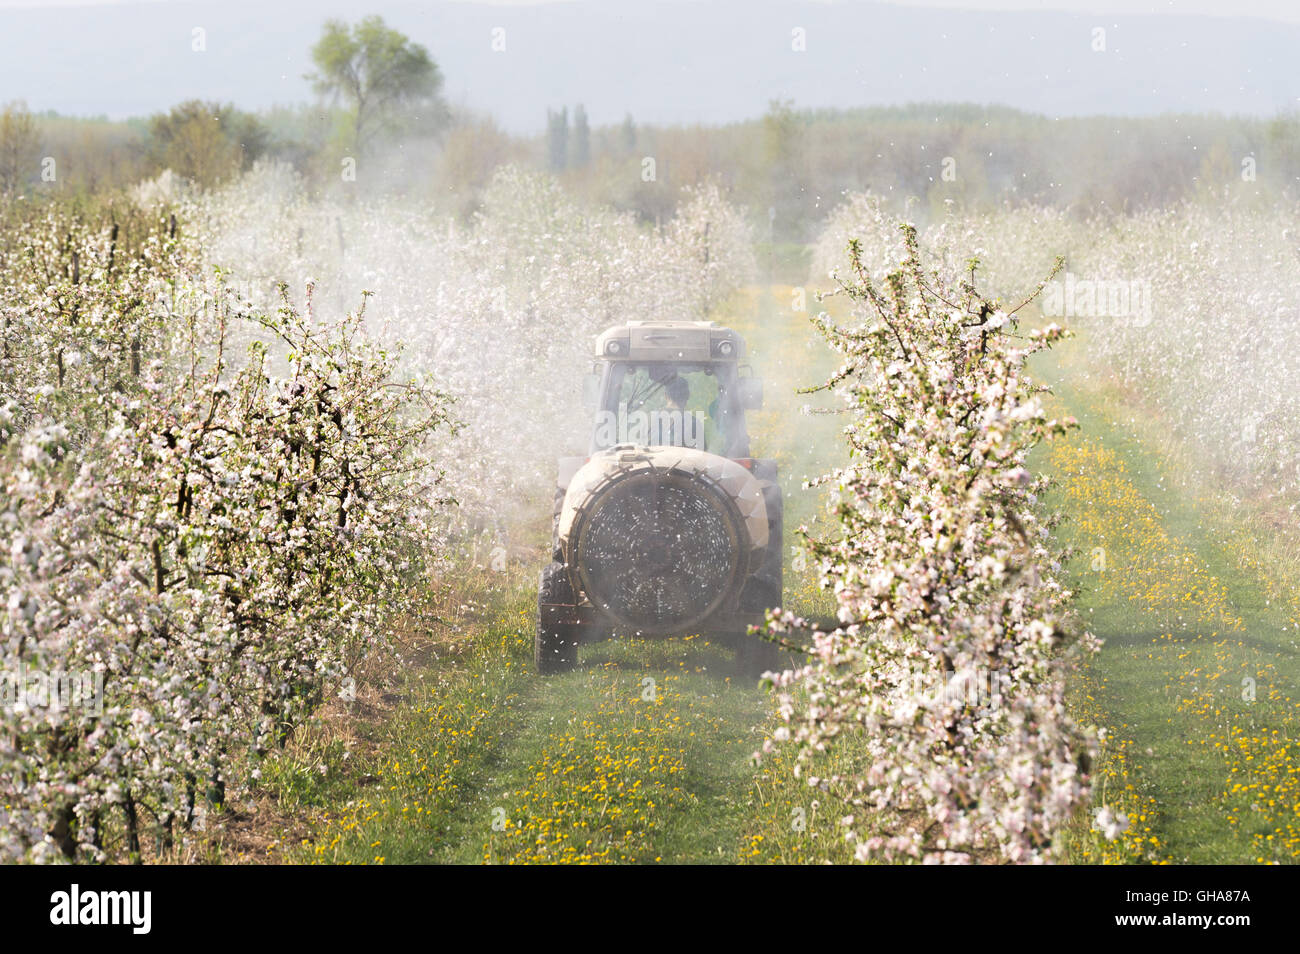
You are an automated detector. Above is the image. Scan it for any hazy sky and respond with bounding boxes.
[860,0,1300,20]
[4,0,1296,126]
[0,0,1298,16]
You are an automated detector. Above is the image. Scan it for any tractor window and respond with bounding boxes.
[595,363,747,455]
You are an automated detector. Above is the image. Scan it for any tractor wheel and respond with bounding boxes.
[741,483,784,614]
[536,562,580,674]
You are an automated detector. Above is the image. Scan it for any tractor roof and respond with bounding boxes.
[594,320,745,362]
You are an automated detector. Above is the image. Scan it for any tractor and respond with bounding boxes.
[536,320,784,674]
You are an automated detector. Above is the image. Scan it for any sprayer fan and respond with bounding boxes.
[569,468,745,634]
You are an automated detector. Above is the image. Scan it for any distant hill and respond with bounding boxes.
[2,0,1297,131]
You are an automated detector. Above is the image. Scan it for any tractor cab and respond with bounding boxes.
[582,321,763,459]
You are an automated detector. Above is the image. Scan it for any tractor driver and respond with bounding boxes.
[660,374,693,447]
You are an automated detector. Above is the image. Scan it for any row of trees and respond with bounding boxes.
[765,230,1095,861]
[0,198,454,861]
[812,186,1300,511]
[0,148,761,860]
[546,104,597,172]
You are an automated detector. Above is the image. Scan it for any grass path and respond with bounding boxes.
[262,588,831,864]
[469,637,772,864]
[1036,343,1300,864]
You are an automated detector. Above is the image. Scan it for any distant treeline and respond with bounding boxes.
[3,97,1297,242]
[567,101,1300,241]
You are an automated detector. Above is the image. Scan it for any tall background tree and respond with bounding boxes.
[307,15,446,157]
[0,101,39,196]
[546,107,569,172]
[572,104,590,168]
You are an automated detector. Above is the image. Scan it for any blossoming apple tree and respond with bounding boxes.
[767,226,1096,863]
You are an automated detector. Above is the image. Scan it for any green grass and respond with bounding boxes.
[262,594,536,864]
[1034,341,1300,864]
[247,571,840,865]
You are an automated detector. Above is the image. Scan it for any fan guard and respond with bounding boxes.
[569,468,746,634]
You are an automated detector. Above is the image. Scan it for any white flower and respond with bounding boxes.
[1093,806,1129,840]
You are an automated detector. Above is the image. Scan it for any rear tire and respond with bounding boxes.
[536,563,580,674]
[741,480,783,614]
